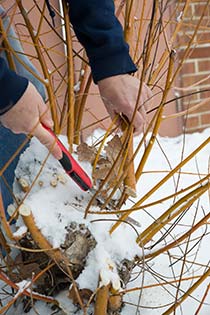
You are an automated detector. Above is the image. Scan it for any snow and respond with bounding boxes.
[13,225,27,238]
[1,128,210,314]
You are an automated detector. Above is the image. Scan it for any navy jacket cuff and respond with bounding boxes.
[90,51,137,84]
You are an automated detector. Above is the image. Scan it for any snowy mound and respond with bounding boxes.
[9,129,210,314]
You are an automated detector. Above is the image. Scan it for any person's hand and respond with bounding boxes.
[98,74,153,134]
[0,82,62,160]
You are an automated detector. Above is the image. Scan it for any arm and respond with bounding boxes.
[67,0,137,83]
[68,0,152,133]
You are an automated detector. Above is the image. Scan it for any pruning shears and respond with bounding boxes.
[42,123,93,191]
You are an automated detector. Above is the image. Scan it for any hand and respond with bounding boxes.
[98,74,153,134]
[0,82,62,160]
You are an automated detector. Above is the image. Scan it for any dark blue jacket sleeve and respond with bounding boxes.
[67,0,137,83]
[0,58,28,115]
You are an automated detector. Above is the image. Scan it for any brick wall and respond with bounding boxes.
[176,1,210,133]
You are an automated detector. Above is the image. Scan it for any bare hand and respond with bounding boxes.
[98,74,152,134]
[0,82,62,159]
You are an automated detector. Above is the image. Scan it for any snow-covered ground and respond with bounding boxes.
[1,128,210,314]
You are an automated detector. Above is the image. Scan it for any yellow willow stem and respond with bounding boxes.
[117,126,136,208]
[74,60,88,142]
[93,115,119,173]
[109,50,175,233]
[145,206,210,260]
[170,0,210,87]
[104,116,156,212]
[137,182,208,245]
[0,31,47,85]
[84,121,132,218]
[62,0,75,150]
[162,267,210,315]
[163,97,210,121]
[136,49,175,183]
[74,73,92,144]
[133,0,146,62]
[89,172,210,215]
[124,0,135,43]
[141,0,159,80]
[149,0,191,85]
[18,201,84,313]
[94,282,110,315]
[110,134,210,234]
[122,274,204,294]
[16,0,59,132]
[36,1,45,38]
[102,127,134,210]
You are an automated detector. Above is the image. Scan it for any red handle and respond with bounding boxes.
[42,123,92,191]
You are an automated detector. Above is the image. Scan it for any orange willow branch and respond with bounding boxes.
[0,269,58,310]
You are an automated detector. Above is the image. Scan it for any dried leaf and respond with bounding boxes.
[92,158,112,180]
[105,135,122,163]
[77,143,97,164]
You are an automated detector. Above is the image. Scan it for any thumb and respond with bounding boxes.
[33,123,63,160]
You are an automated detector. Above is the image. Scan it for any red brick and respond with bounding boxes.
[197,31,210,44]
[185,125,207,134]
[185,115,199,128]
[198,59,210,72]
[180,61,195,74]
[194,4,210,17]
[201,113,210,125]
[178,47,210,59]
[193,101,210,114]
[180,74,208,86]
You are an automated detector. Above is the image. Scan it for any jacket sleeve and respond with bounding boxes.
[0,57,28,115]
[67,0,137,83]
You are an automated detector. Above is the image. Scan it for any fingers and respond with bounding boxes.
[38,101,54,129]
[33,123,63,160]
[125,109,145,134]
